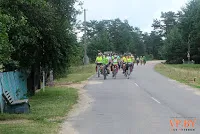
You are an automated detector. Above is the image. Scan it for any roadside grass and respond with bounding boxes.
[0,87,78,134]
[0,120,59,134]
[155,63,200,88]
[55,64,95,84]
[0,64,95,134]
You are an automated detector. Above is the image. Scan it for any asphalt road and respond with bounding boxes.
[69,61,200,134]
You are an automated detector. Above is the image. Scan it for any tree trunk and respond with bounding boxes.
[27,66,35,96]
[27,64,40,96]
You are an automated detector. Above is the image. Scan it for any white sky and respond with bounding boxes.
[76,0,190,33]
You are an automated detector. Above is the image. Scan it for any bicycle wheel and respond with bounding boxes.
[127,66,130,79]
[113,67,116,79]
[104,66,107,80]
[97,65,100,77]
[114,67,117,79]
[124,64,127,77]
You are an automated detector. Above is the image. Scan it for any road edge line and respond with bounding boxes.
[151,97,161,104]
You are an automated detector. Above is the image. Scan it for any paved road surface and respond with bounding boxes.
[68,61,200,134]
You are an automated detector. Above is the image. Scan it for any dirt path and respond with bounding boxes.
[59,81,94,134]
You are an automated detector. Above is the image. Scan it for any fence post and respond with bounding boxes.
[49,70,54,86]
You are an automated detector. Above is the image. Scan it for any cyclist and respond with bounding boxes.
[122,53,128,73]
[112,55,119,77]
[126,54,133,73]
[131,55,135,69]
[95,53,103,74]
[136,56,139,65]
[117,54,121,69]
[102,54,110,75]
[140,56,143,65]
[120,54,123,69]
[112,54,114,61]
[143,56,146,65]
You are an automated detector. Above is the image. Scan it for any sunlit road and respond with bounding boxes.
[69,61,200,134]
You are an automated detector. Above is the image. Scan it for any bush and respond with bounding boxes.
[166,58,183,64]
[145,54,154,60]
[191,55,200,64]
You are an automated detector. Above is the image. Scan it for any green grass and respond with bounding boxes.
[0,121,58,134]
[0,87,78,134]
[155,64,200,88]
[55,64,95,84]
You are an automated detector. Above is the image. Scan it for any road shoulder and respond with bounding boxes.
[59,81,94,134]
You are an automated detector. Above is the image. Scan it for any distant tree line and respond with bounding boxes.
[150,0,200,64]
[82,0,200,64]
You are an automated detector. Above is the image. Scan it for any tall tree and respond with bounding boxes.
[152,11,179,37]
[0,0,82,95]
[162,27,186,63]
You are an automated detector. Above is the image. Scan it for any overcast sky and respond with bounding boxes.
[76,0,190,33]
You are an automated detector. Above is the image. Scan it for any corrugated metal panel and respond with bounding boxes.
[0,71,28,113]
[0,73,3,113]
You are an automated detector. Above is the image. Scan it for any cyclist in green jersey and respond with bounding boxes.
[95,53,103,73]
[112,54,114,60]
[112,55,119,77]
[122,53,127,73]
[126,54,133,72]
[103,54,110,74]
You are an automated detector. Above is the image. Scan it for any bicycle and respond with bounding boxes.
[140,60,143,65]
[125,63,132,79]
[96,63,102,77]
[103,64,108,80]
[143,60,146,65]
[103,65,108,80]
[112,64,118,79]
[136,60,139,65]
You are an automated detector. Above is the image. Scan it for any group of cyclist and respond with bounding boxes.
[95,51,147,78]
[136,56,147,65]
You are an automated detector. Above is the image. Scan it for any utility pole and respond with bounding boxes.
[83,9,89,65]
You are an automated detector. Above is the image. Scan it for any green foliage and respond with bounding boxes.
[0,0,82,75]
[163,27,186,63]
[151,0,200,63]
[145,54,154,60]
[68,44,84,66]
[143,31,163,59]
[0,13,14,64]
[84,19,145,61]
